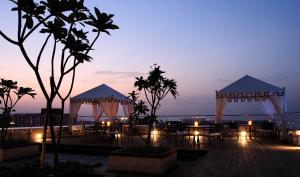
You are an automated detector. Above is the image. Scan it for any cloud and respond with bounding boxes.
[0,66,7,69]
[94,70,144,79]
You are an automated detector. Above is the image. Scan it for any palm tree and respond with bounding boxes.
[134,64,178,149]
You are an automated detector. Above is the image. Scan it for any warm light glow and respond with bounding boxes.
[107,121,111,127]
[34,133,42,143]
[240,131,247,137]
[248,120,252,126]
[151,129,159,143]
[194,121,199,127]
[115,133,121,138]
[295,130,300,136]
[239,131,248,145]
[101,121,105,125]
[194,130,200,136]
[152,130,158,136]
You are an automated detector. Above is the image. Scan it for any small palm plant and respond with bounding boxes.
[134,64,178,149]
[0,79,36,144]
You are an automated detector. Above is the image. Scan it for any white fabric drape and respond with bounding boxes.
[69,102,81,119]
[92,103,104,121]
[259,100,275,119]
[123,104,134,117]
[269,94,287,140]
[101,101,119,119]
[68,102,81,133]
[215,98,227,123]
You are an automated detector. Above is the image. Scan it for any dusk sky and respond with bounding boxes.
[1,0,300,117]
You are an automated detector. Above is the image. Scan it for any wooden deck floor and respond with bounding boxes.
[166,138,300,177]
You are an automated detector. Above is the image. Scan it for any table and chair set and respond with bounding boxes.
[81,123,122,143]
[163,121,277,145]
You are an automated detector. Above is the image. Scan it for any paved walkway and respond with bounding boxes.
[1,137,300,177]
[165,139,300,177]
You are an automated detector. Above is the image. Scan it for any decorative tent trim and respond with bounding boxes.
[215,75,288,140]
[70,84,133,104]
[69,84,134,122]
[216,75,285,102]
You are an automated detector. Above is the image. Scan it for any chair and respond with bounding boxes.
[228,122,239,140]
[176,123,189,141]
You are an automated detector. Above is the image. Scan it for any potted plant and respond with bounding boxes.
[0,79,38,161]
[108,64,178,174]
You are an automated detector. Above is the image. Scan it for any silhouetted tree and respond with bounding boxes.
[127,91,149,143]
[0,79,36,144]
[0,0,118,167]
[134,64,178,148]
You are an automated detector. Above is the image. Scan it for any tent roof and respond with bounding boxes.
[218,75,284,94]
[70,84,131,104]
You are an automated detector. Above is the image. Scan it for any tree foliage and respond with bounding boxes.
[0,0,118,166]
[0,79,36,144]
[133,64,178,148]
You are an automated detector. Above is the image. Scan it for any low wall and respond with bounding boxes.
[108,148,177,174]
[6,126,70,142]
[0,143,39,161]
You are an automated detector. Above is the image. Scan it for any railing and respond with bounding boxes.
[4,112,300,131]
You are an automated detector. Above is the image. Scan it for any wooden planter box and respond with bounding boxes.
[108,148,177,175]
[0,143,39,161]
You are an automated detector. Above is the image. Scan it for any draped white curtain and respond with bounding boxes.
[259,100,275,119]
[101,102,119,119]
[123,104,134,117]
[69,102,81,119]
[215,98,227,123]
[68,102,81,133]
[269,94,288,140]
[92,103,104,121]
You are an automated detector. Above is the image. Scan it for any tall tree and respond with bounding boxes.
[134,64,178,148]
[0,0,118,166]
[0,79,36,144]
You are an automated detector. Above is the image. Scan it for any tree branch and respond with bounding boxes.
[63,61,80,75]
[21,22,26,39]
[23,15,51,41]
[63,55,72,69]
[36,34,51,68]
[18,42,50,100]
[143,89,152,107]
[0,31,18,45]
[17,4,22,41]
[51,40,57,82]
[85,32,100,55]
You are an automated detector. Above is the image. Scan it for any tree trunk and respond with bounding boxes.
[146,123,153,149]
[47,103,58,166]
[55,100,65,163]
[40,104,49,168]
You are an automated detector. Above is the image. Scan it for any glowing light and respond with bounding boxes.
[295,130,300,136]
[239,131,248,145]
[240,131,247,137]
[101,121,105,125]
[107,121,111,127]
[194,121,199,127]
[152,130,158,136]
[34,133,42,143]
[10,121,15,125]
[248,120,252,126]
[194,131,200,136]
[115,133,121,138]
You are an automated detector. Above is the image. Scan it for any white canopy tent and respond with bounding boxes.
[215,75,288,139]
[69,84,134,122]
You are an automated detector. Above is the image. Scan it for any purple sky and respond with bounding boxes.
[1,0,300,117]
